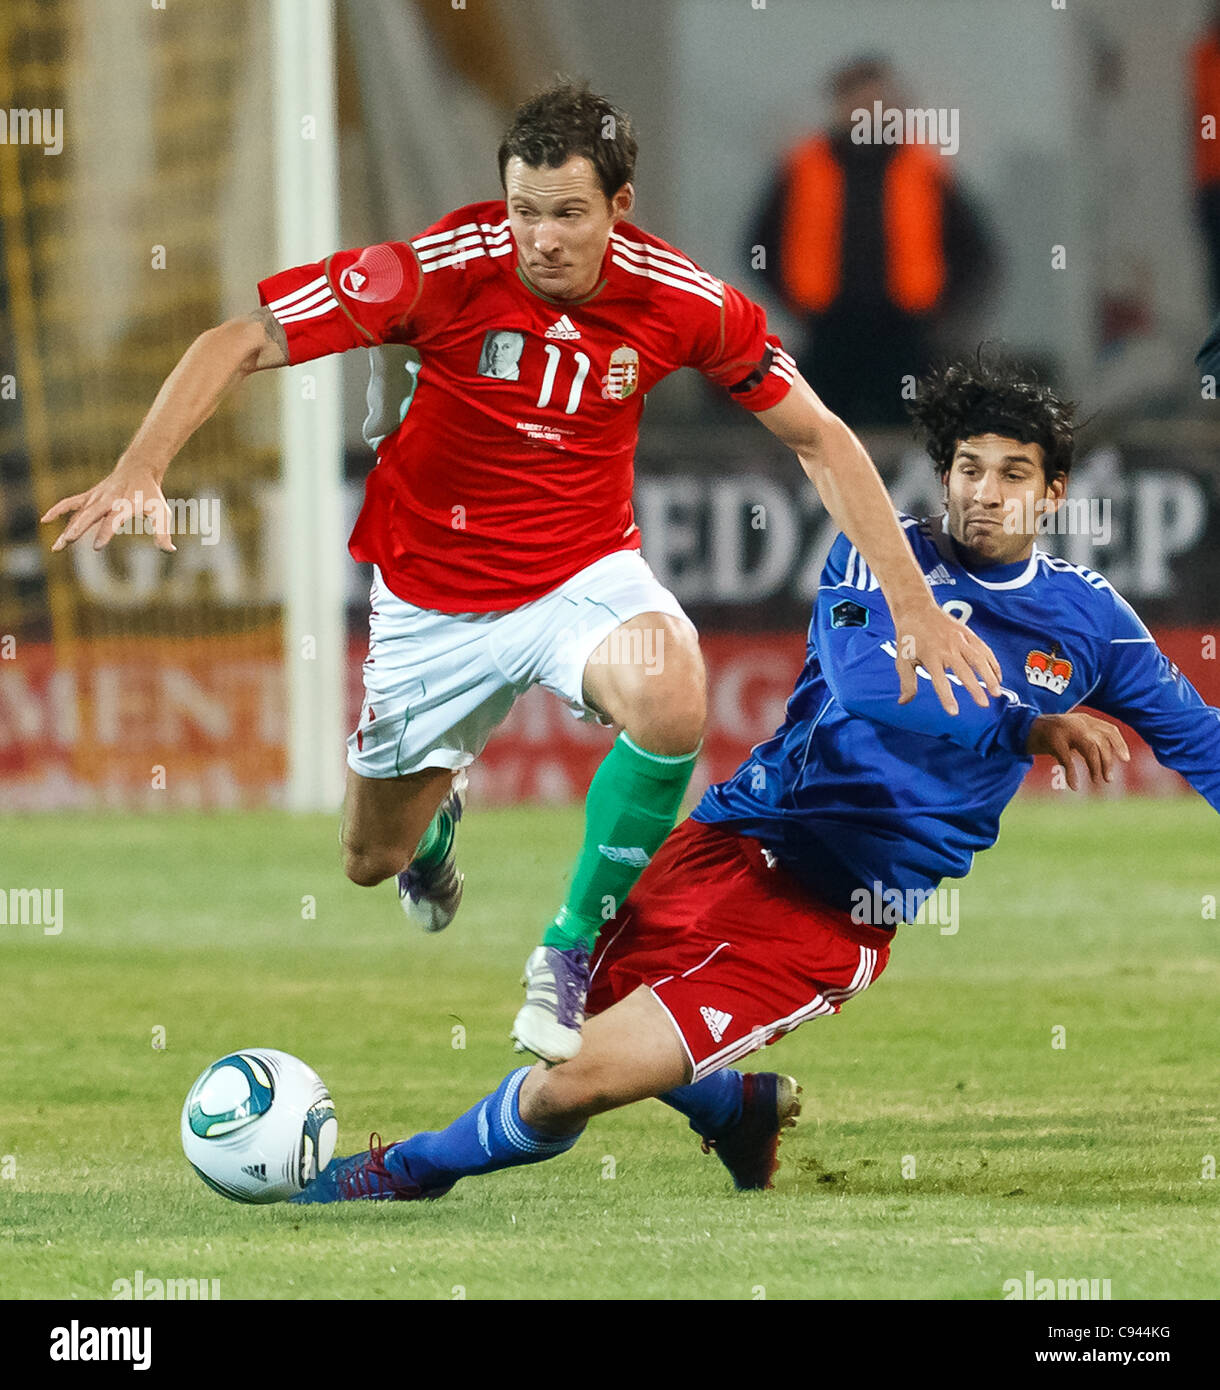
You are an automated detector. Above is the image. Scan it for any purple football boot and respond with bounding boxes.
[510,945,591,1063]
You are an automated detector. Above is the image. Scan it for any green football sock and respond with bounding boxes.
[411,806,454,871]
[542,731,700,954]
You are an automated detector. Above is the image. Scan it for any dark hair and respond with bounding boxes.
[497,80,637,202]
[906,356,1078,482]
[829,55,892,98]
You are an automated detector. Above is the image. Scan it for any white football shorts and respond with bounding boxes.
[347,549,693,779]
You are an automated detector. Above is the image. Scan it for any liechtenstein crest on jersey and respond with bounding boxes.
[601,344,640,401]
[1025,644,1073,695]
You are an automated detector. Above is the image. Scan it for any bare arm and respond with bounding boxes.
[42,308,289,552]
[757,372,1002,712]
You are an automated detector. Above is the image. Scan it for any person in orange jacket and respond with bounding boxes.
[752,56,995,426]
[1192,5,1220,311]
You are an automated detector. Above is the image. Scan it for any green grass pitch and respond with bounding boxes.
[0,797,1216,1301]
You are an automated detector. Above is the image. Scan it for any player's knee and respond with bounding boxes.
[627,633,706,752]
[521,1063,613,1134]
[341,842,400,888]
[623,689,706,756]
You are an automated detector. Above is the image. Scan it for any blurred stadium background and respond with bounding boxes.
[1,0,1217,816]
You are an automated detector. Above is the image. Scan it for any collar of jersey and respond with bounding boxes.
[939,513,1041,589]
[515,265,608,306]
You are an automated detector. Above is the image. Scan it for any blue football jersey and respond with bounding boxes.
[694,515,1220,918]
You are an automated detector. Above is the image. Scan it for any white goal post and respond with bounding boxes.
[271,0,347,812]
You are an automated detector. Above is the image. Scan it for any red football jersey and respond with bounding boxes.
[258,200,795,612]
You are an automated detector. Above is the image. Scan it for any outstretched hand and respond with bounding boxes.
[42,464,176,553]
[892,602,1003,715]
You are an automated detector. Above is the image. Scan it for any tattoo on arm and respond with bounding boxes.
[248,306,289,366]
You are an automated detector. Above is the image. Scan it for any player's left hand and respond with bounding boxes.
[1026,711,1131,790]
[892,601,1002,714]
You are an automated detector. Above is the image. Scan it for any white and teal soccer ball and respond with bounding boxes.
[181,1048,337,1204]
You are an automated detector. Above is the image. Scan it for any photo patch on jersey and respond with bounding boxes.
[338,244,405,303]
[600,344,639,401]
[477,329,525,381]
[1025,645,1073,694]
[831,600,869,629]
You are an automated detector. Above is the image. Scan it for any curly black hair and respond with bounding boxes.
[906,357,1078,482]
[497,80,637,202]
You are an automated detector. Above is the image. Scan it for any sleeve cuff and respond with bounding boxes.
[988,704,1040,757]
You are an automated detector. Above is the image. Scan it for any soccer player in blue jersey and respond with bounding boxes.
[293,359,1220,1203]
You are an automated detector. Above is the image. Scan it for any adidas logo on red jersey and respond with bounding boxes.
[700,1006,733,1043]
[544,314,581,340]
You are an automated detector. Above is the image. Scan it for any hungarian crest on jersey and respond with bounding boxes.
[601,344,640,401]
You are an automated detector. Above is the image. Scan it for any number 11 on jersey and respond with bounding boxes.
[536,344,590,414]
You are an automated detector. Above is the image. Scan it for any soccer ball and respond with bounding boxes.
[181,1048,337,1204]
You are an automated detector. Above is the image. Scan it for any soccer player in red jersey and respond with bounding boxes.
[43,83,1000,1063]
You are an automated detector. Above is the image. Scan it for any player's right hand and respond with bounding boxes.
[1026,711,1130,790]
[41,463,176,553]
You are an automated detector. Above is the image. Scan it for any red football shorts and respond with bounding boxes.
[587,817,894,1080]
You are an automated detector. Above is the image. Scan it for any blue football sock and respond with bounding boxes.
[659,1069,744,1139]
[385,1066,581,1191]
